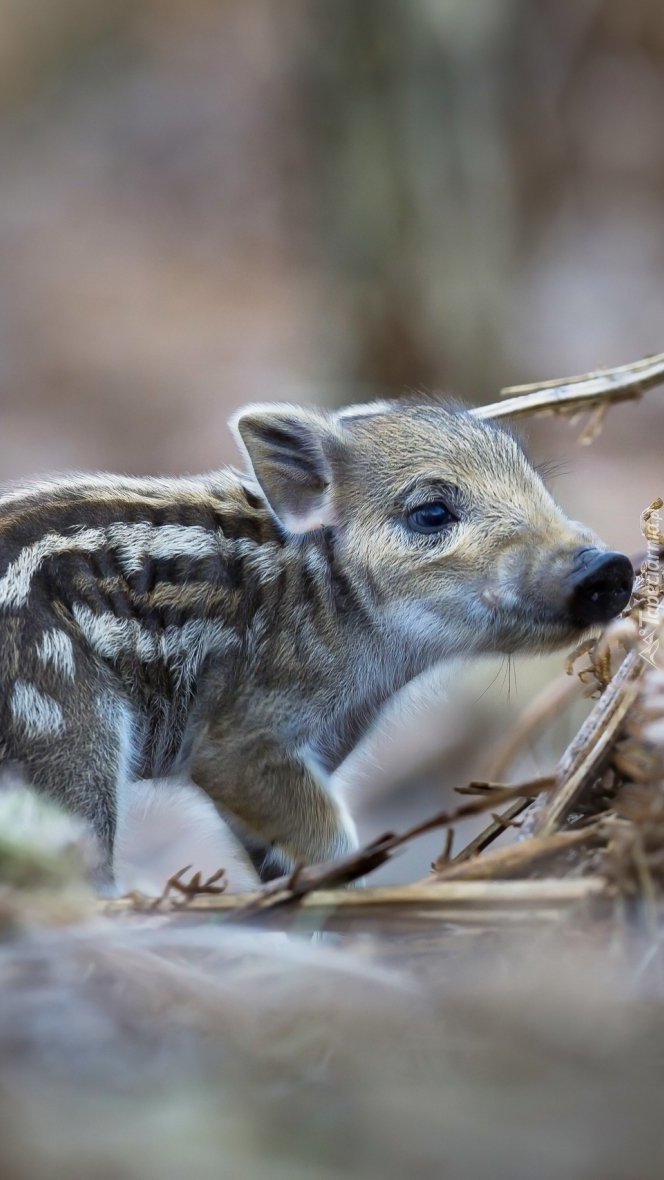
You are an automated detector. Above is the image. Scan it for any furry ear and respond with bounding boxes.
[230,404,339,533]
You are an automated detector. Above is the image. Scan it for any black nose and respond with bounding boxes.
[568,549,634,626]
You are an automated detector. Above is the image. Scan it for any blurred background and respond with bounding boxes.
[1,0,662,882]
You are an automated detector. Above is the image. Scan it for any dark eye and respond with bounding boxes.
[406,501,457,534]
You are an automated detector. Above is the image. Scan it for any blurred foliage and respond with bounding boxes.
[0,0,663,475]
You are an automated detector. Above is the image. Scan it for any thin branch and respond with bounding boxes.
[103,877,609,927]
[454,780,540,797]
[473,352,664,422]
[449,798,533,864]
[528,649,645,839]
[434,822,607,882]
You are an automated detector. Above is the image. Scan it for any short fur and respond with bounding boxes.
[0,400,618,883]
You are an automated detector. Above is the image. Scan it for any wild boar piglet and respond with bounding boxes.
[0,398,633,885]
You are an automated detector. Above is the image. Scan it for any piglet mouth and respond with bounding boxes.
[482,547,634,642]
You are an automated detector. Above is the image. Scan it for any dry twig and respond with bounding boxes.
[527,649,645,839]
[433,822,608,882]
[475,352,664,424]
[104,877,609,930]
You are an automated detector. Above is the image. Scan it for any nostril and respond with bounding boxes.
[568,551,634,627]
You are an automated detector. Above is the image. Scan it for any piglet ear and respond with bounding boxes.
[230,404,338,533]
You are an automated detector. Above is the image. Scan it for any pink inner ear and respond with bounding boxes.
[281,495,337,535]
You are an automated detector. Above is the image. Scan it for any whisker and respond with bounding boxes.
[474,658,506,703]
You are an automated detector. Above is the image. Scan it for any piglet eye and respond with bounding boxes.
[406,501,457,534]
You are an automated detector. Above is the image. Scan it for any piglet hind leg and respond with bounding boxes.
[1,685,136,893]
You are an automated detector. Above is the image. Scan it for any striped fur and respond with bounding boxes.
[35,628,76,680]
[0,398,627,888]
[10,681,65,738]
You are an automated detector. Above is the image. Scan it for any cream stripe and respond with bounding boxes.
[0,523,220,610]
[106,523,219,574]
[0,472,215,506]
[0,528,104,609]
[73,604,236,683]
[10,680,65,738]
[35,628,76,680]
